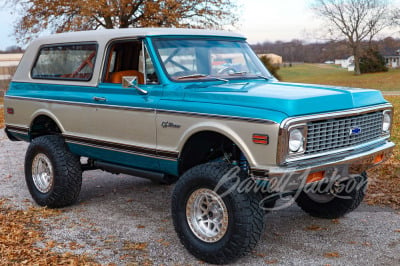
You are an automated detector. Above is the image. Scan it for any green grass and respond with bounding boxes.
[279,64,400,91]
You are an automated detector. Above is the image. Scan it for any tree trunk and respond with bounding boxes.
[353,46,361,75]
[104,16,114,29]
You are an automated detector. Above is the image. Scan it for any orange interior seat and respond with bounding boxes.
[110,70,144,84]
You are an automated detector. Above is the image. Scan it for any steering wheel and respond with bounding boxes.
[217,67,238,75]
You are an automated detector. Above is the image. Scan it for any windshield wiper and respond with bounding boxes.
[228,71,248,76]
[228,72,271,81]
[176,74,208,80]
[176,74,228,83]
[256,75,270,80]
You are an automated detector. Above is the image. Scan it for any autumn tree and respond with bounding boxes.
[312,0,391,75]
[8,0,238,43]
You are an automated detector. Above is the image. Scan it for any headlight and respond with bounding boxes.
[382,111,391,133]
[289,128,304,153]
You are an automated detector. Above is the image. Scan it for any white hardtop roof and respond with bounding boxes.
[31,28,246,46]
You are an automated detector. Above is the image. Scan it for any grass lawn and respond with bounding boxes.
[279,64,400,91]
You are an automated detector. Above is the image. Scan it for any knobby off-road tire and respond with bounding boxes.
[25,135,82,208]
[171,162,264,264]
[295,173,367,219]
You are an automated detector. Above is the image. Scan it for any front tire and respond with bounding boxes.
[25,135,82,208]
[171,162,264,264]
[295,173,367,219]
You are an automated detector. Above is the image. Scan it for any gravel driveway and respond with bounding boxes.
[0,129,399,265]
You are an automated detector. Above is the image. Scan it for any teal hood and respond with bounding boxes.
[183,81,387,117]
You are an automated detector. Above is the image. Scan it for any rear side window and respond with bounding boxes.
[31,43,97,81]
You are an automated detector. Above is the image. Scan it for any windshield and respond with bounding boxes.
[152,38,273,81]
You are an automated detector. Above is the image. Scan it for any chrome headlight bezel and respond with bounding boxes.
[382,110,392,135]
[288,125,307,155]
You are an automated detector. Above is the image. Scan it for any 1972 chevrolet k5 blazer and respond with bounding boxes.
[4,28,395,263]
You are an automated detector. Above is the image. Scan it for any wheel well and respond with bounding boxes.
[179,131,244,175]
[30,115,62,139]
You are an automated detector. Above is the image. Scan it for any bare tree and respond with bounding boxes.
[312,0,391,75]
[7,0,238,44]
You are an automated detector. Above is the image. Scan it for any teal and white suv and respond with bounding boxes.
[4,28,394,264]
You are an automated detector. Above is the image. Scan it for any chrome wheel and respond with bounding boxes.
[32,153,54,193]
[186,188,229,243]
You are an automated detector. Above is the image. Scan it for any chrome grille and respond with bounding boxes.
[306,111,383,155]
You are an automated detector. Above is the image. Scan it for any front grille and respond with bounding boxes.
[305,111,383,155]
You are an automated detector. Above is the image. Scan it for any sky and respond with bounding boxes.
[238,0,317,44]
[0,0,398,50]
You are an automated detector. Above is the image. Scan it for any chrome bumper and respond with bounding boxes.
[253,140,395,191]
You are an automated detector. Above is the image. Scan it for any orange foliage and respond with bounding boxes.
[10,0,238,43]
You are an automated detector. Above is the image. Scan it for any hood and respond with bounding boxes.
[183,81,387,117]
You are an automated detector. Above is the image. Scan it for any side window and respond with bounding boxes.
[31,43,97,81]
[144,46,159,84]
[104,40,159,85]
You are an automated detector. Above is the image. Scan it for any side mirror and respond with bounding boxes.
[122,76,148,95]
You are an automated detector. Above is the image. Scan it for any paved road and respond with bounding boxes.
[0,129,399,265]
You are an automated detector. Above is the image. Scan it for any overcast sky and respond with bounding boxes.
[0,0,399,50]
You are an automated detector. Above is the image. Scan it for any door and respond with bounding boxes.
[82,39,162,170]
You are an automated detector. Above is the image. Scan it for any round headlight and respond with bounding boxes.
[289,129,304,152]
[383,112,391,132]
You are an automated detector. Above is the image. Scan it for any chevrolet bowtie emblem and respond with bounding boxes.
[349,127,362,136]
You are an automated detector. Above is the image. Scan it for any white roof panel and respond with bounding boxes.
[31,28,246,46]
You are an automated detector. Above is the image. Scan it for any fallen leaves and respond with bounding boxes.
[121,241,153,265]
[305,225,327,231]
[0,199,97,265]
[331,219,340,224]
[265,259,279,264]
[123,242,148,251]
[324,252,341,258]
[156,238,170,247]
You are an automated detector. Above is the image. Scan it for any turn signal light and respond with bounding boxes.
[373,154,384,164]
[306,171,325,184]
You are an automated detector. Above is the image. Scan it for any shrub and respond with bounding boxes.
[359,48,388,74]
[259,55,281,80]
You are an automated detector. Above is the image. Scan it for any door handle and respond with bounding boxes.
[93,96,107,102]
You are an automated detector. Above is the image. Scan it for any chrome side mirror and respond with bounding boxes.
[122,76,148,95]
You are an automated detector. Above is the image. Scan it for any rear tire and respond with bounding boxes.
[25,135,82,208]
[295,173,367,219]
[171,162,264,264]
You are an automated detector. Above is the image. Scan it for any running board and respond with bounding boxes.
[90,160,166,183]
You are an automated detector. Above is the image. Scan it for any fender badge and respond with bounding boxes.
[161,121,181,129]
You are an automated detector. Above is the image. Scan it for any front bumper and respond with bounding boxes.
[252,140,395,192]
